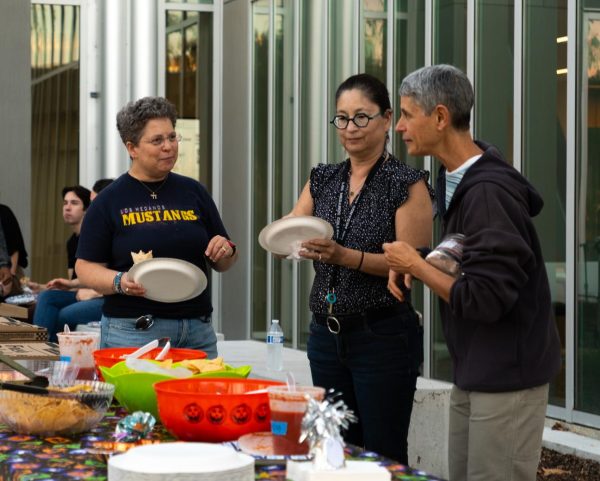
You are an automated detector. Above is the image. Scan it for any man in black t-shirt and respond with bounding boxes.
[32,186,104,342]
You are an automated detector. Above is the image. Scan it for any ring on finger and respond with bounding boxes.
[318,254,322,262]
[125,287,130,293]
[221,246,228,253]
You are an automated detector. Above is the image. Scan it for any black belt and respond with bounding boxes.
[313,304,410,334]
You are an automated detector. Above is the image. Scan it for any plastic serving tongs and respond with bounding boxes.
[121,337,171,361]
[0,353,49,388]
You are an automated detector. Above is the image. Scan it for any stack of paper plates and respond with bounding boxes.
[108,442,254,481]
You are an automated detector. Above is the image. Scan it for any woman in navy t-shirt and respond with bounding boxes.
[75,97,237,358]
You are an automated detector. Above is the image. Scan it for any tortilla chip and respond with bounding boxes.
[131,250,153,264]
[180,357,225,373]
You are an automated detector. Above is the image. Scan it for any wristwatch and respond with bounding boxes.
[226,240,237,257]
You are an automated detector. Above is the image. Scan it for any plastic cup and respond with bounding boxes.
[267,385,325,455]
[57,331,100,380]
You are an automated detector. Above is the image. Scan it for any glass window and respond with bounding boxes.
[251,3,269,342]
[328,0,356,165]
[363,0,387,83]
[577,5,600,416]
[393,1,425,167]
[474,1,514,164]
[165,11,213,189]
[392,1,426,316]
[174,0,213,4]
[30,3,80,282]
[433,0,467,70]
[523,0,567,408]
[430,0,467,383]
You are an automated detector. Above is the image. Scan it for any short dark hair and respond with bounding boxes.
[92,178,114,194]
[116,96,178,145]
[335,73,391,113]
[62,185,91,210]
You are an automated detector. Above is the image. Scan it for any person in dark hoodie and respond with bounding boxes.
[383,64,561,481]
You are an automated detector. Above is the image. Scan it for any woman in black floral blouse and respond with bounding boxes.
[287,73,433,464]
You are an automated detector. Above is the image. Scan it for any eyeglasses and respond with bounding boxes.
[144,133,182,147]
[330,112,383,129]
[135,314,155,330]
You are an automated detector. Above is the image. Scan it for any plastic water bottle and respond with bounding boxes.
[266,319,284,371]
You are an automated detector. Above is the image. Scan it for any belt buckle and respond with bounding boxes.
[326,316,341,334]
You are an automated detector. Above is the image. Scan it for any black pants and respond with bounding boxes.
[307,304,423,465]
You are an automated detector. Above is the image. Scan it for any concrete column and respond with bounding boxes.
[103,0,130,177]
[131,0,158,99]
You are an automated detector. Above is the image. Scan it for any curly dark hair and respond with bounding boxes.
[116,96,178,145]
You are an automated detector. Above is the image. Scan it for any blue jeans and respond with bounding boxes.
[100,315,218,359]
[33,290,104,342]
[307,304,423,465]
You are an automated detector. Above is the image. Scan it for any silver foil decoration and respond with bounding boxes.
[299,392,357,470]
[115,411,156,442]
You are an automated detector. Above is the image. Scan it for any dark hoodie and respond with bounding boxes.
[435,141,561,392]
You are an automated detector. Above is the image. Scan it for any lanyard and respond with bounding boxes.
[326,151,388,313]
[333,151,387,243]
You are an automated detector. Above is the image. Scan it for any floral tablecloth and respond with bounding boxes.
[0,408,445,480]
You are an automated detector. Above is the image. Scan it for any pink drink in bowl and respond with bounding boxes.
[57,331,100,380]
[267,385,325,455]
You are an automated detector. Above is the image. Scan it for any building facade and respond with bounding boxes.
[1,0,598,429]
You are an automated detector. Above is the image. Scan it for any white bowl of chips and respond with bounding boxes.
[99,358,251,421]
[0,380,115,435]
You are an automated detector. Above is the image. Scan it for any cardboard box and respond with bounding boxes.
[0,316,48,342]
[0,303,29,320]
[0,342,59,360]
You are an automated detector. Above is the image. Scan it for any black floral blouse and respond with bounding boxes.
[308,153,432,315]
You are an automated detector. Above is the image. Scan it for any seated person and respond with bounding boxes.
[0,224,12,299]
[32,185,104,341]
[0,203,28,298]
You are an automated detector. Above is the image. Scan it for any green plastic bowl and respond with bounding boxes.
[100,361,252,420]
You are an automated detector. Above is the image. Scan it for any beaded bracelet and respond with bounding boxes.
[356,251,365,270]
[113,271,125,294]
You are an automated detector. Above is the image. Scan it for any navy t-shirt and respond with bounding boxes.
[76,172,229,318]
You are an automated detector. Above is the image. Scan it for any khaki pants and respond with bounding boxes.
[448,383,549,481]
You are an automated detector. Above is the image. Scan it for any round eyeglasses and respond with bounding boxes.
[144,133,183,147]
[330,112,383,130]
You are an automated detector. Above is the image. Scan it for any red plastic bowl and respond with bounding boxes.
[93,347,207,380]
[154,378,284,442]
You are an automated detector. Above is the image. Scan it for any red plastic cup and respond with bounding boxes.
[267,385,325,455]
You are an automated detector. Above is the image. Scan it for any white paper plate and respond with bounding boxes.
[4,293,36,305]
[108,442,254,474]
[128,258,207,303]
[258,216,334,255]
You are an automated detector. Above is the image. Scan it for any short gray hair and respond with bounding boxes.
[116,96,178,145]
[399,64,473,131]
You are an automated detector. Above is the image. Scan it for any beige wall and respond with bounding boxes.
[0,0,31,273]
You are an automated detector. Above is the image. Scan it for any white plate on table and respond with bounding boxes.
[108,442,254,475]
[258,216,334,256]
[128,258,207,303]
